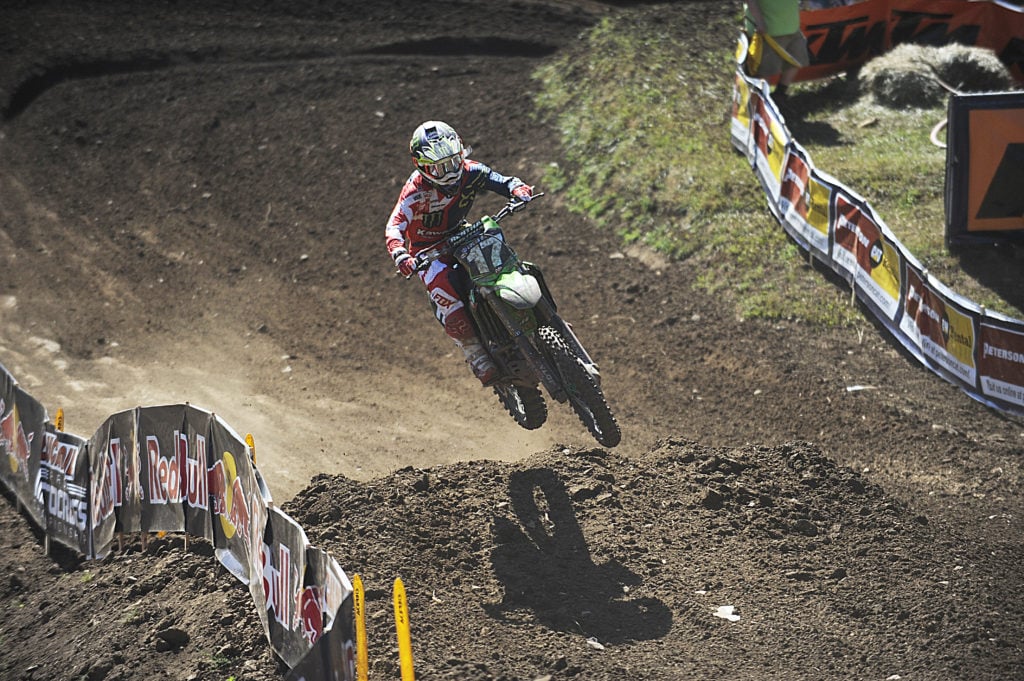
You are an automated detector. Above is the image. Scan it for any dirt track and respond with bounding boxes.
[1,1,1023,680]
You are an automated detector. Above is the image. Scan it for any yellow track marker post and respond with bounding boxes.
[245,433,257,466]
[55,408,64,432]
[393,578,415,681]
[353,575,369,681]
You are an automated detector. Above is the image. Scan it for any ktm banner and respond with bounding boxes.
[945,91,1024,243]
[799,0,1024,82]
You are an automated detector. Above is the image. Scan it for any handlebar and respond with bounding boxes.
[406,193,544,276]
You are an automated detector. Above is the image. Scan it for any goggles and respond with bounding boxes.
[421,153,462,180]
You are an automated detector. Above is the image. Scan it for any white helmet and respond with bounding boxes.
[409,120,466,189]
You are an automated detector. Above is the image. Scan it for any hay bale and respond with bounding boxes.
[934,44,1015,93]
[859,44,945,107]
[858,43,1017,108]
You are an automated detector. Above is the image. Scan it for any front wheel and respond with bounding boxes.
[537,326,621,448]
[494,382,547,431]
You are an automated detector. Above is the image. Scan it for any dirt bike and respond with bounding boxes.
[412,195,621,448]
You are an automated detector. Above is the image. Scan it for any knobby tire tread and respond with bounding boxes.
[537,326,621,448]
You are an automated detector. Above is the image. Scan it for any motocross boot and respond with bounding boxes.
[460,339,498,386]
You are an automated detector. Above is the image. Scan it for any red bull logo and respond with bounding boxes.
[91,438,124,526]
[300,585,324,645]
[146,431,209,507]
[209,451,251,543]
[261,542,294,629]
[1,401,34,480]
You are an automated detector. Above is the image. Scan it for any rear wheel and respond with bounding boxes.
[537,326,621,448]
[494,383,547,430]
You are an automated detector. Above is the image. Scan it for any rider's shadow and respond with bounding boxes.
[486,468,672,644]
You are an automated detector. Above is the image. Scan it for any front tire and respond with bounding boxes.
[537,326,621,447]
[494,383,547,431]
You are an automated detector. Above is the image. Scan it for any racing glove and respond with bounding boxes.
[392,248,416,277]
[511,184,533,202]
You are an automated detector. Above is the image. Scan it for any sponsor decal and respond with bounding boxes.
[903,269,976,382]
[300,585,324,645]
[146,430,209,508]
[92,437,123,527]
[209,450,251,542]
[979,323,1024,407]
[430,289,460,310]
[1,400,34,480]
[261,541,295,629]
[36,433,87,531]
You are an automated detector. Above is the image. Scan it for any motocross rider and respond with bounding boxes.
[386,120,534,386]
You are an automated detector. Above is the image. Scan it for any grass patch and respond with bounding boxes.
[533,8,1022,325]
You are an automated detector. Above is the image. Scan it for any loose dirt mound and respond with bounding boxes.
[1,1,1023,680]
[3,439,1016,680]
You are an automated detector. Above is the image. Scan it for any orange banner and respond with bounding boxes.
[799,0,1024,82]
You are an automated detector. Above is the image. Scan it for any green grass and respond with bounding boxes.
[533,10,1022,325]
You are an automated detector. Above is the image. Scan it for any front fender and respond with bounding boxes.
[494,271,542,310]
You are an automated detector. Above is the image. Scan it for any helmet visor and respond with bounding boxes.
[421,153,462,181]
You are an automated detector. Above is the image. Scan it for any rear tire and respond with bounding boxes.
[494,383,547,431]
[537,326,621,447]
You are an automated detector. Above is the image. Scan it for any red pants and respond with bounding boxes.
[417,258,473,342]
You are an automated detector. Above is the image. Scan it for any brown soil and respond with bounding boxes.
[1,2,1023,680]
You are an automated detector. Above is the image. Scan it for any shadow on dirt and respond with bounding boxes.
[952,241,1024,316]
[486,467,672,645]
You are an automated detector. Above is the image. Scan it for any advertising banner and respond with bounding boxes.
[978,317,1024,408]
[88,409,137,556]
[0,365,21,497]
[182,405,214,541]
[779,143,833,257]
[800,0,1024,83]
[747,88,792,202]
[3,386,49,528]
[137,405,188,533]
[260,506,311,668]
[900,266,980,387]
[285,549,356,681]
[831,192,903,322]
[39,426,91,555]
[210,414,261,584]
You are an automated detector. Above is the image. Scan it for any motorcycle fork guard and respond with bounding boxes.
[480,289,565,401]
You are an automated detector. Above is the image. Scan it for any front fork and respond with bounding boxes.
[477,289,566,401]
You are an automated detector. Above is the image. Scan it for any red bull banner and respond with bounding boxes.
[733,59,1024,416]
[0,371,357,680]
[1,385,48,527]
[182,405,214,541]
[137,405,189,533]
[286,547,357,681]
[209,414,264,583]
[88,408,142,549]
[89,413,125,557]
[258,507,315,668]
[800,0,1024,83]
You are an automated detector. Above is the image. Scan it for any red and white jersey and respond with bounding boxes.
[385,159,526,259]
